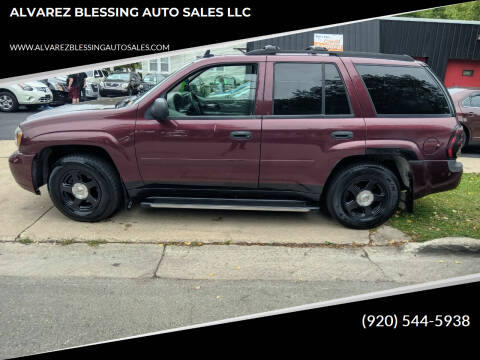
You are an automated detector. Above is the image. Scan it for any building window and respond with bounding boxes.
[463,70,474,77]
[149,58,170,73]
[160,58,170,73]
[149,60,158,72]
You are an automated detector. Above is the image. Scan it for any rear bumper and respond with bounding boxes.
[409,159,463,199]
[8,151,38,194]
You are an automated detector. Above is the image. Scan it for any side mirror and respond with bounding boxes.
[151,98,169,121]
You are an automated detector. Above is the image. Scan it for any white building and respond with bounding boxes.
[140,43,247,76]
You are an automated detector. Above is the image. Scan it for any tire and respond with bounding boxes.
[48,154,123,222]
[0,91,19,112]
[326,163,400,229]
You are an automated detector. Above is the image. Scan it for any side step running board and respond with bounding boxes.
[140,197,318,212]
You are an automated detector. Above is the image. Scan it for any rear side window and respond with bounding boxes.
[273,63,351,116]
[356,65,450,115]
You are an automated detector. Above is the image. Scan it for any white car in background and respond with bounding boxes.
[0,81,53,112]
[84,70,109,99]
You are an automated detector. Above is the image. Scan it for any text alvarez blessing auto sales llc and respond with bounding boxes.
[9,7,252,18]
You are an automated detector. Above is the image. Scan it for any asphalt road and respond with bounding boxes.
[0,109,36,140]
[0,276,404,358]
[1,105,479,156]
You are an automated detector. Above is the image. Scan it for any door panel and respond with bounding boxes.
[135,61,265,189]
[259,59,366,193]
[134,118,261,187]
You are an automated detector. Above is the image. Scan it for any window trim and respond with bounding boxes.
[271,61,353,118]
[161,62,261,119]
[354,63,454,118]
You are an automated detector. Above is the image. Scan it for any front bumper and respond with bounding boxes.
[8,151,38,194]
[17,91,52,105]
[409,159,463,199]
[99,87,129,97]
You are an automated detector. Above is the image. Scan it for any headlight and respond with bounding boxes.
[122,83,129,89]
[18,84,33,91]
[14,127,22,148]
[99,81,104,87]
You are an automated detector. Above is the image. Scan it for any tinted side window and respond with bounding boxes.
[325,64,350,115]
[273,63,351,116]
[470,95,480,107]
[274,63,323,115]
[356,65,450,115]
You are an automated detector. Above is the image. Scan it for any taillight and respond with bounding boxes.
[447,124,464,158]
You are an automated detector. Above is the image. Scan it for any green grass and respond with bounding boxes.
[18,237,32,245]
[59,239,75,246]
[87,240,107,247]
[388,173,480,242]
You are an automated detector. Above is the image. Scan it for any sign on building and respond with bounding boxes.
[313,34,343,51]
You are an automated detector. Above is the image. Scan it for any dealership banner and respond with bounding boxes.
[314,33,344,51]
[0,0,465,79]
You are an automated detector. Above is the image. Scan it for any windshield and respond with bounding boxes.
[106,73,130,81]
[133,61,195,105]
[144,74,159,84]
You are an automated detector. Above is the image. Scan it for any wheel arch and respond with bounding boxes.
[33,144,121,190]
[320,151,414,211]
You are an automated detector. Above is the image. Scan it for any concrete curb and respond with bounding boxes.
[403,237,480,254]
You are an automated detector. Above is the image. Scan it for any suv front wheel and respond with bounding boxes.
[48,154,123,222]
[326,163,400,229]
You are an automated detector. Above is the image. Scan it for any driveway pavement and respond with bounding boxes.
[1,140,480,245]
[0,140,370,245]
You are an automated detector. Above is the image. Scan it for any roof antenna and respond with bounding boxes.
[203,50,214,58]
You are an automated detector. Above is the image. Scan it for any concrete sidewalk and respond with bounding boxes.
[1,140,479,246]
[1,242,479,283]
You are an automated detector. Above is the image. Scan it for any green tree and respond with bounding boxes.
[399,1,480,21]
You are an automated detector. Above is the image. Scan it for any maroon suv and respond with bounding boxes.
[9,48,464,229]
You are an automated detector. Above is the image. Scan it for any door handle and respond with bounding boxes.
[204,103,220,110]
[230,131,253,140]
[331,131,354,140]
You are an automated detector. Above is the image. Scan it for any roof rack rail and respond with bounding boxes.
[245,45,414,62]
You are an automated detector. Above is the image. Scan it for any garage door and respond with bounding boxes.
[444,59,480,87]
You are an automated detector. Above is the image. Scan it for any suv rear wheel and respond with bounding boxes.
[326,163,400,229]
[48,154,123,222]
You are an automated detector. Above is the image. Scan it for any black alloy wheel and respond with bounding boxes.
[48,154,123,222]
[326,163,400,229]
